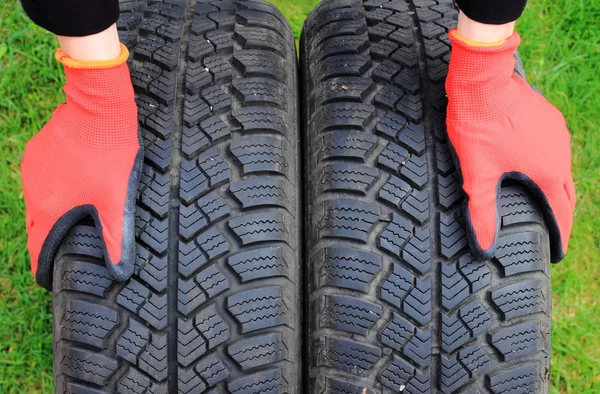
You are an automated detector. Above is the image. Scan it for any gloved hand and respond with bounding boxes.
[20,43,142,289]
[445,29,575,262]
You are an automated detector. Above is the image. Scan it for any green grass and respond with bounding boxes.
[0,0,598,392]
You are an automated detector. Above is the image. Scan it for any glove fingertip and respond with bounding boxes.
[464,201,500,261]
[99,214,136,282]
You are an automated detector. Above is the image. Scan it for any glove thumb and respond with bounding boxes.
[98,197,137,282]
[463,175,501,260]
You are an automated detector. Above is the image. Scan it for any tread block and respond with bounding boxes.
[228,333,287,370]
[233,50,287,80]
[402,226,431,274]
[402,188,430,224]
[318,199,380,242]
[58,260,113,297]
[495,232,545,276]
[232,107,292,136]
[440,354,469,393]
[230,178,289,209]
[195,354,229,386]
[57,227,104,259]
[233,77,288,107]
[117,279,151,313]
[377,141,410,174]
[380,312,415,352]
[317,163,379,195]
[178,239,208,279]
[489,364,539,394]
[197,227,230,261]
[403,278,431,325]
[458,254,491,293]
[318,338,381,375]
[319,295,382,335]
[116,319,150,364]
[235,26,288,58]
[228,246,292,282]
[403,327,431,367]
[313,102,375,134]
[60,300,118,349]
[380,263,415,309]
[138,332,168,381]
[491,322,542,362]
[459,344,491,376]
[380,212,413,257]
[228,368,288,394]
[231,136,289,176]
[459,300,492,336]
[228,211,291,245]
[491,280,545,320]
[317,130,377,162]
[440,211,468,259]
[227,286,289,333]
[177,318,207,367]
[60,347,118,386]
[179,202,208,241]
[380,355,415,391]
[118,367,151,394]
[195,303,230,350]
[312,77,373,108]
[379,175,412,208]
[441,261,470,310]
[441,313,470,353]
[317,247,382,293]
[499,186,544,226]
[197,263,229,299]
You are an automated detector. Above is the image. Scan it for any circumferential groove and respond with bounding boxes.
[167,0,193,392]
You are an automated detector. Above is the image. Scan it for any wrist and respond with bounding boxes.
[457,11,515,45]
[57,24,121,61]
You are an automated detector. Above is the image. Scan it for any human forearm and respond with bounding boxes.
[57,24,121,61]
[456,12,515,44]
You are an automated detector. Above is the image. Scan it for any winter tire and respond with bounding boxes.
[52,0,301,392]
[301,0,552,393]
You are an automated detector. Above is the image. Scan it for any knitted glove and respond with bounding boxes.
[445,29,575,262]
[20,44,142,289]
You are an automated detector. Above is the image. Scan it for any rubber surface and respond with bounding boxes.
[52,0,301,392]
[301,0,551,393]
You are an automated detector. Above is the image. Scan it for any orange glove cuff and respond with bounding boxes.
[449,29,506,48]
[55,43,129,69]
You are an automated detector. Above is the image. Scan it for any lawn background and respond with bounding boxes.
[0,0,598,392]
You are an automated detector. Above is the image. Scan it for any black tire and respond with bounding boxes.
[301,0,551,393]
[52,1,301,393]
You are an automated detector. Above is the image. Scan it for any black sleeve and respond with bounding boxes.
[455,0,527,24]
[21,0,119,37]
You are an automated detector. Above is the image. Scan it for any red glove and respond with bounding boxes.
[445,29,575,262]
[20,44,142,289]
